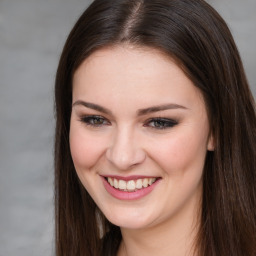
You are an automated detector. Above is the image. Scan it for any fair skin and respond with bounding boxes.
[70,45,214,256]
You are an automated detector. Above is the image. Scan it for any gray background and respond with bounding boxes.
[0,0,255,255]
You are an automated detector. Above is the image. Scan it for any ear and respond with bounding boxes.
[207,132,215,151]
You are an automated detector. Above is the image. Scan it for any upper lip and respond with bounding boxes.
[101,175,160,181]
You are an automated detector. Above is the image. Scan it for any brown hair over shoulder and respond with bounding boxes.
[54,0,256,255]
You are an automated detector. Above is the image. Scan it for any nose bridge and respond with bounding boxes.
[106,124,145,170]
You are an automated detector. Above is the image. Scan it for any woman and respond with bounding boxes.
[54,0,256,255]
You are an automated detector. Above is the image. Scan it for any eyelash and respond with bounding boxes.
[145,118,178,129]
[79,115,178,130]
[80,115,110,127]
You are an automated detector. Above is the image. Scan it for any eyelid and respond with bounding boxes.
[144,117,178,129]
[78,114,178,130]
[79,115,111,127]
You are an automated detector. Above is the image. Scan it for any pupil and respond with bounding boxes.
[94,118,102,124]
[155,120,164,127]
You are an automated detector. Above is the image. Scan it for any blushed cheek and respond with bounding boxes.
[151,132,208,175]
[69,128,105,170]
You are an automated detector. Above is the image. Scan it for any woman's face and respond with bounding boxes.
[70,46,214,230]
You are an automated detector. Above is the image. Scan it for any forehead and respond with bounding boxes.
[74,45,175,81]
[73,45,180,82]
[72,45,204,112]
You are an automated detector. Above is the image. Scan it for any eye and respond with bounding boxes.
[145,118,178,130]
[80,115,110,127]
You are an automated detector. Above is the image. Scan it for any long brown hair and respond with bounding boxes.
[54,0,256,255]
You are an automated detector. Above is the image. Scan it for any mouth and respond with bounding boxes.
[102,175,161,200]
[105,177,158,192]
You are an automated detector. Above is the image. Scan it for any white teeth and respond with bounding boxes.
[119,180,126,190]
[107,177,157,191]
[149,178,156,185]
[114,178,119,189]
[142,178,149,188]
[127,180,136,191]
[136,179,143,189]
[108,177,114,186]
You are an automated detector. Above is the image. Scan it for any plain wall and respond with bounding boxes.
[0,0,255,255]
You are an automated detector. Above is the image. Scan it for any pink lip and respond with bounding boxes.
[101,176,161,201]
[102,175,157,181]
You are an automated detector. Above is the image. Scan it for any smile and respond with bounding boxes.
[102,176,161,200]
[106,177,157,192]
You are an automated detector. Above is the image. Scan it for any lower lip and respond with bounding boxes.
[102,177,160,200]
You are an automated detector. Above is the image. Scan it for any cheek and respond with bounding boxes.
[149,129,208,176]
[69,124,106,169]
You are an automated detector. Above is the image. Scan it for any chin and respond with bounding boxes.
[109,217,149,230]
[103,207,155,230]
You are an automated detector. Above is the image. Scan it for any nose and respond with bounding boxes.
[106,126,146,170]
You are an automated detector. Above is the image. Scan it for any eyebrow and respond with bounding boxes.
[137,103,187,116]
[72,100,187,116]
[72,100,113,115]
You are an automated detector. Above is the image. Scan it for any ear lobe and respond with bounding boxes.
[207,132,215,151]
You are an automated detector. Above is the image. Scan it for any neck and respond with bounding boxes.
[117,194,201,256]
